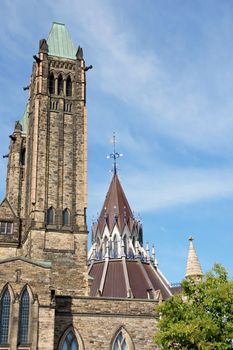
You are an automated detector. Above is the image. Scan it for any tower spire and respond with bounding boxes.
[185,236,203,280]
[107,133,123,174]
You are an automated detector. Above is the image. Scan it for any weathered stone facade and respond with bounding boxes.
[0,23,159,349]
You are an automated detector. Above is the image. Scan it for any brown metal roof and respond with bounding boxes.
[102,260,127,298]
[126,260,150,298]
[89,258,173,300]
[92,174,140,240]
[89,261,105,296]
[143,263,172,299]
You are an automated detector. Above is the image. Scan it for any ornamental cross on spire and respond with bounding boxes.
[107,133,123,174]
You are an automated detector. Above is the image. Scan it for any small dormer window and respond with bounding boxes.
[0,222,13,235]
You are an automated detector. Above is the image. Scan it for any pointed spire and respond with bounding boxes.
[107,133,123,175]
[151,245,158,267]
[146,242,150,262]
[39,39,48,53]
[76,46,83,59]
[185,236,203,279]
[95,173,135,235]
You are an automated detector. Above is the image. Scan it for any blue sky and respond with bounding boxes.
[0,0,233,283]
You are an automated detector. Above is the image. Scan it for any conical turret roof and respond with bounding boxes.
[94,173,138,237]
[185,237,203,278]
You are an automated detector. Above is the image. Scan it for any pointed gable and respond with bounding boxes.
[0,198,17,220]
[47,22,77,59]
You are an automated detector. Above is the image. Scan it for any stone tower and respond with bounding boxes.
[0,22,203,350]
[0,22,89,296]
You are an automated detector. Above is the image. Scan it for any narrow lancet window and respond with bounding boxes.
[0,288,10,344]
[18,289,29,344]
[113,331,127,350]
[49,73,55,94]
[63,209,70,226]
[123,235,127,256]
[62,331,78,350]
[47,207,55,225]
[58,75,63,95]
[20,148,26,166]
[66,76,72,96]
[113,235,118,258]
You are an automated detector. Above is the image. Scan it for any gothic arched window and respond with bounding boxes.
[113,331,127,350]
[113,235,118,258]
[49,73,55,94]
[47,207,55,225]
[61,331,79,350]
[20,148,26,166]
[18,289,30,344]
[123,235,127,256]
[66,76,72,96]
[63,208,70,226]
[58,75,63,95]
[0,288,11,344]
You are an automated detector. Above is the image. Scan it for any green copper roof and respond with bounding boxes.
[47,22,77,59]
[20,103,29,134]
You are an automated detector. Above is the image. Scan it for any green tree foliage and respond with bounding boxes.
[154,264,233,349]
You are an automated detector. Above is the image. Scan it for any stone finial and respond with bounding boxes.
[146,242,150,262]
[39,39,48,53]
[185,236,203,279]
[14,121,22,132]
[151,245,158,267]
[135,240,140,258]
[76,46,83,59]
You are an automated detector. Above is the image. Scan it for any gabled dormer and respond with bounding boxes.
[0,198,20,247]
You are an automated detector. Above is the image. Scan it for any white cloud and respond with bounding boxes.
[89,166,233,216]
[58,0,233,154]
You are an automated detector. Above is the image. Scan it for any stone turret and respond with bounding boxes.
[185,236,203,280]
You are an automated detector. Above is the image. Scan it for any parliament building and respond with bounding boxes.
[0,23,202,349]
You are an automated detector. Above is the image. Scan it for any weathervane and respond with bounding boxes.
[107,133,123,174]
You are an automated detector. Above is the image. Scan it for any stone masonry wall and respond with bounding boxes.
[0,258,54,350]
[21,229,89,296]
[55,296,159,350]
